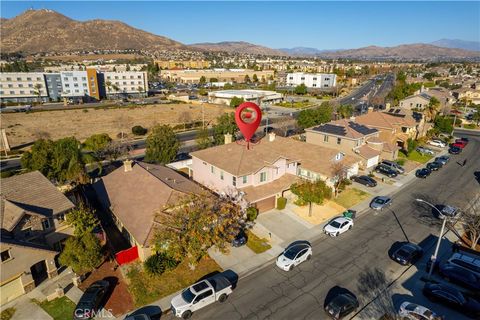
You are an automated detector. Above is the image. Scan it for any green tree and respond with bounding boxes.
[472,111,480,125]
[294,84,308,95]
[20,139,54,177]
[297,102,333,129]
[33,83,43,102]
[58,233,103,274]
[406,138,418,155]
[199,76,206,85]
[195,128,212,150]
[132,125,148,135]
[337,104,354,119]
[145,125,179,164]
[252,74,258,83]
[82,133,112,153]
[213,113,237,145]
[290,179,332,216]
[66,203,99,237]
[434,116,455,134]
[154,192,243,266]
[229,96,245,108]
[426,97,440,121]
[244,75,251,83]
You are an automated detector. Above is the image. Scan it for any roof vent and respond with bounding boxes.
[123,159,133,172]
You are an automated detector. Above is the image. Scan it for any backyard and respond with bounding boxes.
[33,297,76,320]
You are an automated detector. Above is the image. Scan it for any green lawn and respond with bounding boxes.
[0,308,16,320]
[334,188,370,209]
[398,150,433,164]
[34,297,76,320]
[246,230,272,254]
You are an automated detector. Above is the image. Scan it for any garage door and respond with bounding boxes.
[255,196,276,213]
[1,276,24,305]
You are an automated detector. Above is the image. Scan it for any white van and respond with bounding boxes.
[447,252,480,276]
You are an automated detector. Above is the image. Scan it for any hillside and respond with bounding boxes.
[190,41,286,56]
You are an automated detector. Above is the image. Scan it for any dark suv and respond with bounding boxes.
[324,293,359,319]
[374,165,398,178]
[351,175,377,187]
[74,280,110,319]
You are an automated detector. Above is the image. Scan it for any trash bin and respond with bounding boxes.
[343,210,357,219]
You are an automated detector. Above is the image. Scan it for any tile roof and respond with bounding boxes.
[1,171,75,231]
[355,145,381,160]
[191,136,361,178]
[240,174,300,203]
[355,111,416,130]
[309,119,378,139]
[93,161,203,246]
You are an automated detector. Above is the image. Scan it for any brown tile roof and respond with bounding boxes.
[191,136,361,178]
[240,174,300,203]
[355,145,381,160]
[355,111,416,130]
[1,171,75,231]
[93,161,203,246]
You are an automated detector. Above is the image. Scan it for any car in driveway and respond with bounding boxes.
[74,280,110,320]
[370,196,392,210]
[416,168,432,178]
[426,162,442,171]
[351,175,377,187]
[324,217,354,237]
[452,141,467,149]
[390,242,423,265]
[448,146,462,154]
[416,146,435,155]
[276,243,312,271]
[380,160,405,174]
[427,140,447,148]
[439,263,480,292]
[232,230,247,247]
[422,282,480,318]
[398,302,443,320]
[324,292,359,319]
[435,155,450,165]
[374,165,398,178]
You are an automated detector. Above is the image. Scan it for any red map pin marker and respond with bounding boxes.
[235,102,262,145]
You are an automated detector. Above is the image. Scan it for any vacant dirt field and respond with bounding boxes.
[1,103,229,146]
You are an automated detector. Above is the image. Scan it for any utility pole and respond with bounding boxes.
[202,104,205,130]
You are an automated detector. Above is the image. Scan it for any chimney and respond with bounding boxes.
[268,132,276,142]
[224,133,232,144]
[368,107,374,114]
[123,159,133,172]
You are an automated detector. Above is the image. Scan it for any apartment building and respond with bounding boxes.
[103,71,148,98]
[0,72,49,103]
[155,60,210,69]
[161,69,274,84]
[60,70,91,100]
[286,72,337,88]
[44,73,63,101]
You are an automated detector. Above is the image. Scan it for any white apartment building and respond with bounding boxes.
[104,71,148,97]
[60,71,90,98]
[0,72,49,103]
[286,72,337,88]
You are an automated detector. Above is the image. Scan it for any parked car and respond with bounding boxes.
[73,280,110,320]
[426,162,442,171]
[448,146,462,154]
[435,155,450,165]
[434,205,459,220]
[380,160,405,174]
[351,175,377,187]
[375,165,398,178]
[324,292,359,319]
[276,243,312,271]
[370,196,392,210]
[416,168,432,178]
[458,137,469,143]
[390,242,423,265]
[452,141,467,149]
[324,217,354,237]
[422,283,480,318]
[125,315,152,320]
[232,230,247,247]
[398,302,443,320]
[416,146,435,155]
[170,272,233,319]
[439,263,480,292]
[427,140,447,148]
[447,252,480,277]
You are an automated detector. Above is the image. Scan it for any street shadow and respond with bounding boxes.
[410,193,443,227]
[474,171,480,184]
[125,305,162,320]
[389,208,410,242]
[323,286,356,308]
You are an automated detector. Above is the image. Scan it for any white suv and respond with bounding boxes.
[447,252,480,277]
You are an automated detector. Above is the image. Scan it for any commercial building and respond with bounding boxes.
[44,73,63,101]
[208,89,283,105]
[0,72,49,103]
[60,70,92,100]
[160,69,274,84]
[286,72,337,88]
[104,71,148,98]
[155,60,210,69]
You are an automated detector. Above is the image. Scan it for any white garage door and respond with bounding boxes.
[366,156,380,169]
[1,276,24,305]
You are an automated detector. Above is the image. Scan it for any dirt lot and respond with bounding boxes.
[1,103,229,147]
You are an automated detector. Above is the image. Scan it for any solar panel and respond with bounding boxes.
[348,122,377,135]
[317,124,347,136]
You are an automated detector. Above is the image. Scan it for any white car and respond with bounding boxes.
[324,217,354,237]
[427,140,447,148]
[276,243,312,271]
[398,302,443,320]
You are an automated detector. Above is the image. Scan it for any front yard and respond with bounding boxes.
[398,150,433,164]
[124,255,221,307]
[333,188,370,209]
[33,297,76,320]
[246,230,272,254]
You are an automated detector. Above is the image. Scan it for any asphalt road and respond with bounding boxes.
[162,131,479,320]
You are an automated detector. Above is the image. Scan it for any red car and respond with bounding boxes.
[452,140,467,149]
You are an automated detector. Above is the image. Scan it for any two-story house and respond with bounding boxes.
[190,134,361,213]
[1,171,75,304]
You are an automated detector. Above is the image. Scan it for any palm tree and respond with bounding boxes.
[137,86,144,98]
[426,97,440,122]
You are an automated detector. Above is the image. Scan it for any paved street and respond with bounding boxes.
[160,131,479,320]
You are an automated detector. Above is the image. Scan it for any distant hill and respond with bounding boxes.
[0,9,185,53]
[189,41,286,56]
[431,39,480,52]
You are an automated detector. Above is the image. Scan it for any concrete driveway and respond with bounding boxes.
[255,209,312,246]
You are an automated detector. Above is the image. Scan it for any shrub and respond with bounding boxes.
[132,125,148,135]
[246,207,258,221]
[276,197,287,210]
[338,178,351,192]
[144,252,179,276]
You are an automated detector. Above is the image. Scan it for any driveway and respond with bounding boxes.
[256,209,311,245]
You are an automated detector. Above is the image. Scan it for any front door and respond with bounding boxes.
[30,260,48,286]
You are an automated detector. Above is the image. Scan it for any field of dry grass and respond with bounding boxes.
[1,103,229,147]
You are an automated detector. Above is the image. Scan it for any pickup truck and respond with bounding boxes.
[170,273,233,319]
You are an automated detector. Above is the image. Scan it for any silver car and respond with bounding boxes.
[370,196,392,210]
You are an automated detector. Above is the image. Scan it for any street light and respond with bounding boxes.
[415,198,449,279]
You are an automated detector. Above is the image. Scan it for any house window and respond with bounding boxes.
[260,172,267,182]
[1,250,11,262]
[232,176,236,187]
[243,175,248,183]
[337,137,341,144]
[220,171,224,180]
[82,77,86,81]
[211,166,215,174]
[42,219,51,230]
[73,77,77,81]
[324,135,329,142]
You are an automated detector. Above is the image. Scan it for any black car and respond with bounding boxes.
[232,230,248,247]
[449,146,462,155]
[459,137,469,143]
[324,293,359,319]
[352,175,377,187]
[264,126,275,133]
[74,280,110,320]
[423,282,480,318]
[375,165,398,178]
[416,168,431,178]
[439,263,480,292]
[390,243,423,265]
[435,155,450,165]
[426,162,442,171]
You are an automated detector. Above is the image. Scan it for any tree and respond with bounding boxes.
[132,125,148,136]
[145,125,179,164]
[294,84,307,95]
[66,203,99,237]
[406,138,418,155]
[137,86,144,96]
[100,140,129,161]
[337,104,353,119]
[33,83,43,102]
[20,139,54,177]
[244,75,251,83]
[82,133,112,154]
[290,179,332,216]
[331,162,349,198]
[426,97,440,121]
[297,102,333,129]
[229,96,244,108]
[196,128,212,150]
[449,196,480,250]
[126,64,131,71]
[199,76,206,85]
[212,113,237,145]
[433,116,455,134]
[252,74,258,83]
[59,233,103,275]
[472,111,480,126]
[154,192,244,266]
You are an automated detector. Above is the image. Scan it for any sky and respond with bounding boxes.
[1,1,479,49]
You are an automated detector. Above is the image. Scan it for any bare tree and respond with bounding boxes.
[273,116,295,137]
[178,111,192,131]
[331,162,349,198]
[114,115,131,140]
[449,195,480,250]
[100,140,129,161]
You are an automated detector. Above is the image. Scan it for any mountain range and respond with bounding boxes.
[1,9,479,61]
